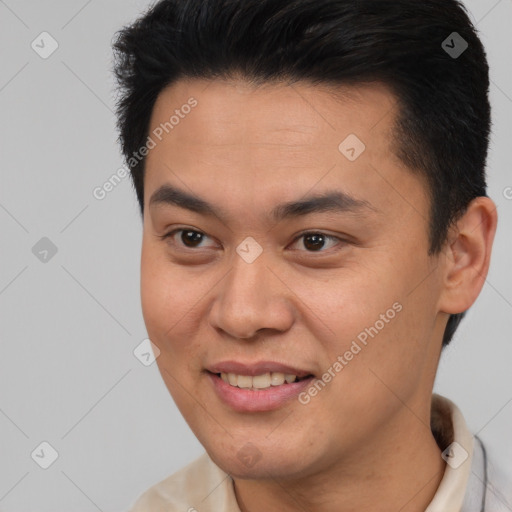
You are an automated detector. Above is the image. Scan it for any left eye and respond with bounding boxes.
[161,229,343,253]
[290,231,343,252]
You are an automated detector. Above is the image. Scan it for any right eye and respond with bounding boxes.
[159,228,218,251]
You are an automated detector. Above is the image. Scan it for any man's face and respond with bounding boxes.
[141,78,448,479]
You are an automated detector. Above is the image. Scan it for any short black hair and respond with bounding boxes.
[112,0,491,347]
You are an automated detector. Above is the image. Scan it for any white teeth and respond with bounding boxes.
[271,372,286,386]
[220,372,301,390]
[236,375,253,389]
[252,374,272,389]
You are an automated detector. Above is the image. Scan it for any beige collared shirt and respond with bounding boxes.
[129,394,511,511]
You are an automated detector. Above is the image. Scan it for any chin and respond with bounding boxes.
[205,441,317,481]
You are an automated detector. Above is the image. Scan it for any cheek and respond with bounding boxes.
[297,266,399,340]
[312,255,435,373]
[141,242,189,325]
[140,246,169,332]
[140,242,211,361]
[140,242,188,350]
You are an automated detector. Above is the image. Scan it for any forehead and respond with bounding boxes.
[148,78,397,149]
[144,78,428,228]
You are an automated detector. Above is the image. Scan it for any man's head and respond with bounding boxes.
[112,0,497,487]
[113,0,492,348]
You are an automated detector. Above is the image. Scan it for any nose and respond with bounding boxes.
[207,252,295,340]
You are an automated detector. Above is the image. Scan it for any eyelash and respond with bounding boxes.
[158,228,346,254]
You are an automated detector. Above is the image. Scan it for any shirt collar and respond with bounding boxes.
[425,393,475,511]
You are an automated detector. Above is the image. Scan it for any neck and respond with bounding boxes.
[233,407,446,512]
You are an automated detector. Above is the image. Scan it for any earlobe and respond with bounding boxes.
[438,197,498,315]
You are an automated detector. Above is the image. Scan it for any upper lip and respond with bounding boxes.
[207,360,314,378]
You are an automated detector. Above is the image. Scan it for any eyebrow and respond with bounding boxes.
[149,184,377,223]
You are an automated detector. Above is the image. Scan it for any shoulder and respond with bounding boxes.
[462,436,512,512]
[128,451,236,512]
[486,451,512,511]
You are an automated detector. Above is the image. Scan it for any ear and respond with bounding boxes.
[438,196,498,315]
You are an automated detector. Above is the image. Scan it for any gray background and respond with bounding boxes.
[0,0,510,510]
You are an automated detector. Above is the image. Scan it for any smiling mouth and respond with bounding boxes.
[213,371,314,391]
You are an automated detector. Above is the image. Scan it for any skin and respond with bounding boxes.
[140,78,497,512]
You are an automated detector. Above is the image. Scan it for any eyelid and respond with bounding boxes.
[158,227,218,249]
[160,226,348,254]
[289,230,346,253]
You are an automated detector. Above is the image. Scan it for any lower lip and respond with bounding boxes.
[207,372,315,412]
